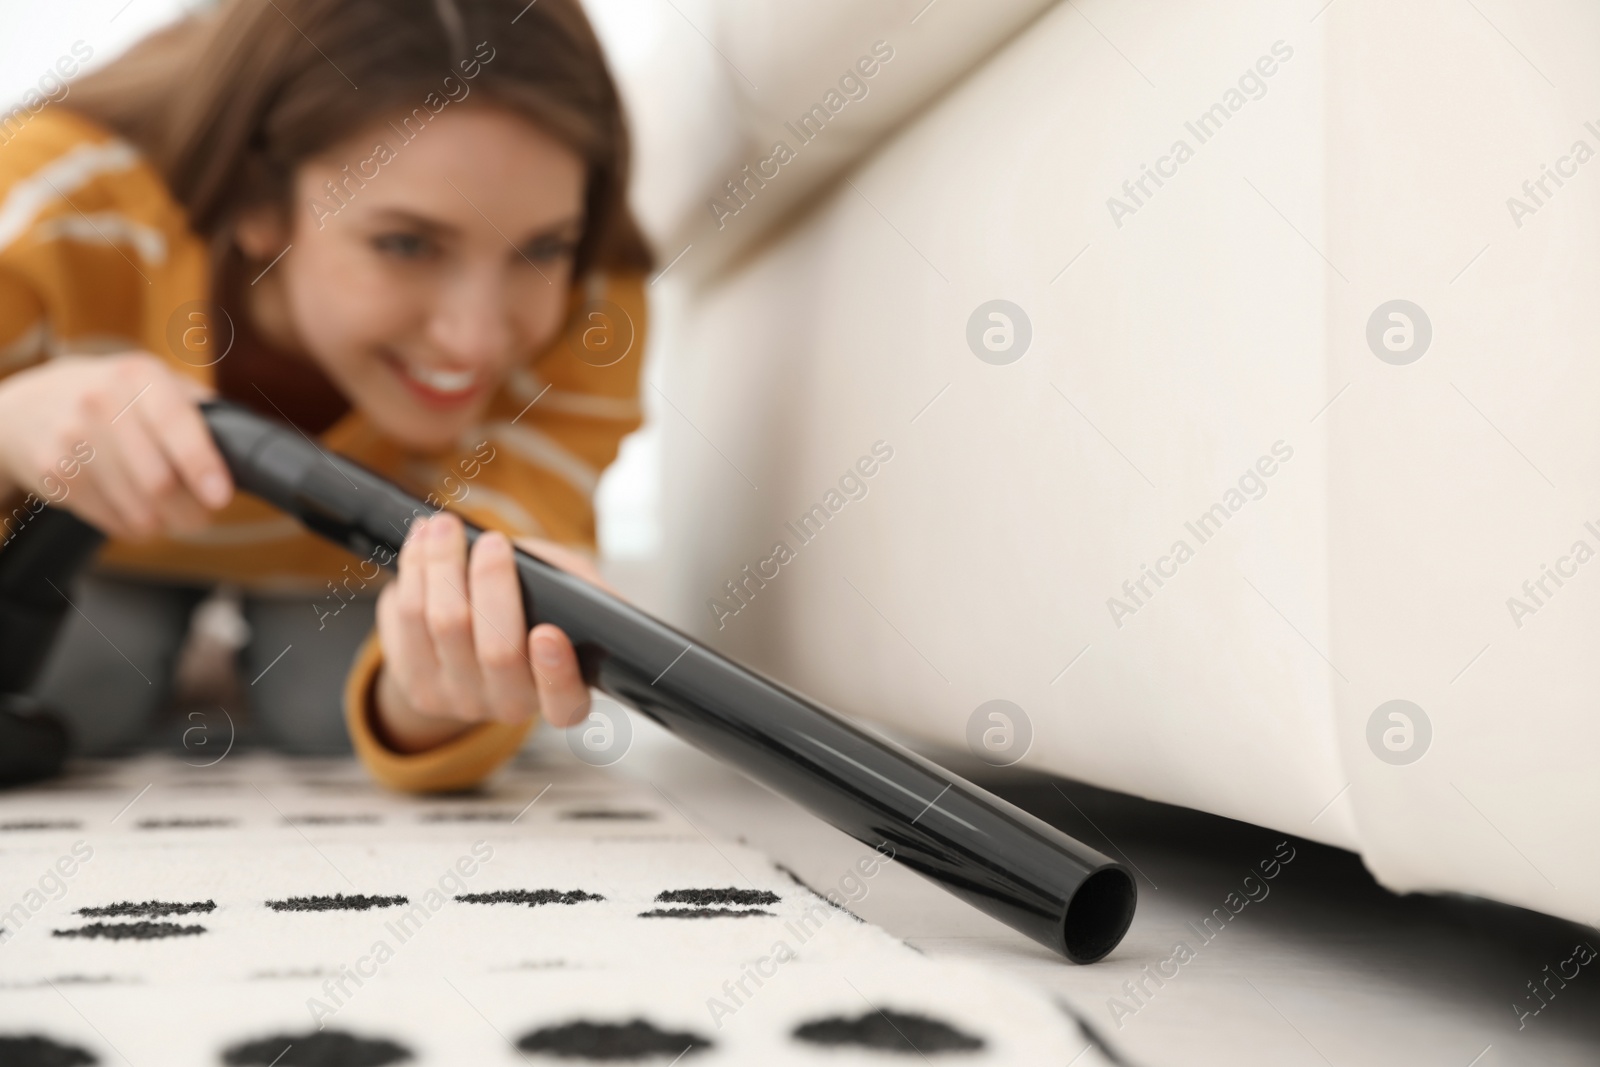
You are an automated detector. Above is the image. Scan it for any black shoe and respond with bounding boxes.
[0,693,71,787]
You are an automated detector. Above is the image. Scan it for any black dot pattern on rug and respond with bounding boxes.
[0,820,82,832]
[134,817,236,830]
[266,894,407,913]
[29,975,124,987]
[0,1034,97,1066]
[419,811,517,823]
[516,1020,710,1061]
[246,968,326,981]
[558,809,657,821]
[457,890,604,907]
[793,1009,984,1054]
[637,907,773,919]
[78,900,215,918]
[222,1030,412,1066]
[654,888,779,907]
[52,922,205,941]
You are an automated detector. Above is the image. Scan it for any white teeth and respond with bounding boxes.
[407,366,477,394]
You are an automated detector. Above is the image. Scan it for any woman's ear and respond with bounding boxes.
[234,203,290,261]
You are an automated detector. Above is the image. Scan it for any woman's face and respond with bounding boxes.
[240,106,586,452]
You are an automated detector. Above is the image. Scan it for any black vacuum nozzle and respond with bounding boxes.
[199,399,1137,960]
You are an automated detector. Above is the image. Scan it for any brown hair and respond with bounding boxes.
[70,0,653,275]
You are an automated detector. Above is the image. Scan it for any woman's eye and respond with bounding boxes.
[521,235,578,262]
[373,233,435,260]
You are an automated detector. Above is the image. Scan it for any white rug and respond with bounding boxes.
[0,746,1114,1065]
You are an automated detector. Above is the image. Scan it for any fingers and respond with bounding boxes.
[530,623,589,727]
[109,369,228,534]
[39,434,126,539]
[171,374,216,402]
[69,358,226,540]
[422,513,490,721]
[510,535,609,725]
[80,395,160,539]
[137,373,233,511]
[379,524,446,714]
[107,395,208,535]
[468,532,538,724]
[376,514,591,734]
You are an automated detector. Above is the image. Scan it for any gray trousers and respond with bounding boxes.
[29,575,376,757]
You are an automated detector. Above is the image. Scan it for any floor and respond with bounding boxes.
[2,711,1594,1066]
[611,711,1600,1067]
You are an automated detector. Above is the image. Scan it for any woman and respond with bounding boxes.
[0,0,649,790]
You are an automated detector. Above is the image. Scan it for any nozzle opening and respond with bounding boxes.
[1061,867,1136,963]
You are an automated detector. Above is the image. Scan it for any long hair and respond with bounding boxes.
[69,0,653,276]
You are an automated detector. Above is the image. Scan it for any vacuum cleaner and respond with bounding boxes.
[0,399,1136,963]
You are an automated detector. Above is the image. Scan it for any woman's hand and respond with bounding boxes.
[372,512,600,753]
[0,353,232,539]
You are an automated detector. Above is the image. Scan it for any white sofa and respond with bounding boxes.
[602,0,1598,927]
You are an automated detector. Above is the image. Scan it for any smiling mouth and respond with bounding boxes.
[383,351,484,407]
[411,365,476,393]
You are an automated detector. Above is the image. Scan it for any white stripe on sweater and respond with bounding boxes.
[34,210,167,264]
[0,139,141,253]
[486,420,600,498]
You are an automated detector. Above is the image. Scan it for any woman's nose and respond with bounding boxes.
[428,267,514,366]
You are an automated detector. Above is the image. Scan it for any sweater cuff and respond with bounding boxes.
[343,630,534,793]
